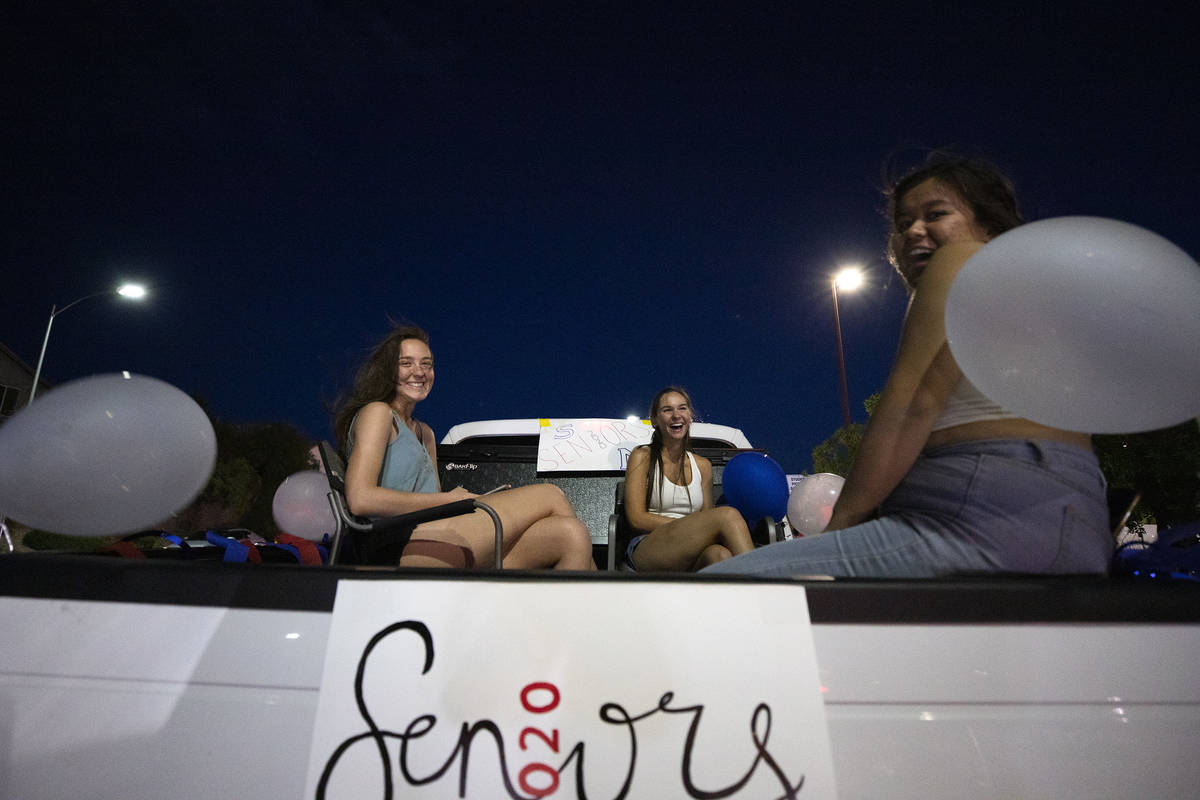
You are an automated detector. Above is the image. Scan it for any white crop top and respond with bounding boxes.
[930,376,1019,431]
[648,451,704,518]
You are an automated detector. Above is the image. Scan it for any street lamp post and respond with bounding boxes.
[831,267,863,428]
[27,283,147,404]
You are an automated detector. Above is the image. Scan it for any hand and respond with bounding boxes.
[446,486,477,501]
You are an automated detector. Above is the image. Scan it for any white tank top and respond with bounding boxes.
[930,376,1019,431]
[648,451,704,518]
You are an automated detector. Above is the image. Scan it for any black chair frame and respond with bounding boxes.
[317,441,503,568]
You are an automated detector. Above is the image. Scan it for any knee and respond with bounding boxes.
[696,544,733,568]
[561,516,590,544]
[553,517,596,567]
[538,514,590,548]
[534,483,573,516]
[716,505,747,530]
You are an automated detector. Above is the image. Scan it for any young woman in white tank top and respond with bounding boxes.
[622,387,756,571]
[704,154,1110,579]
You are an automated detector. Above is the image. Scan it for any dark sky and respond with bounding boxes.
[2,2,1196,474]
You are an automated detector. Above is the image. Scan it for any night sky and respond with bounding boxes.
[3,2,1196,475]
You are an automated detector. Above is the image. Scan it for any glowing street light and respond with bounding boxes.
[28,282,148,404]
[831,266,864,428]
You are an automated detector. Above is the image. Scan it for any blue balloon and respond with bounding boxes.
[720,452,789,522]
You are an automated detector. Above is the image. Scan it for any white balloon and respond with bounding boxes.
[787,473,845,537]
[946,217,1200,433]
[272,471,335,542]
[0,373,216,536]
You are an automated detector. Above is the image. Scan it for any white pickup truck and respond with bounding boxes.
[435,418,760,569]
[2,419,1198,799]
[3,555,1199,799]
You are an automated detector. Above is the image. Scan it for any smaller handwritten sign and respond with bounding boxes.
[304,579,838,799]
[536,418,654,472]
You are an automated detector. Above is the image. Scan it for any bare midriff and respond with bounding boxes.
[925,418,1093,453]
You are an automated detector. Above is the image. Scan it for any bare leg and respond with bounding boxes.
[691,544,733,570]
[502,515,596,570]
[632,506,753,572]
[398,538,475,569]
[403,484,595,570]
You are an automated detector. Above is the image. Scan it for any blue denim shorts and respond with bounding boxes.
[703,439,1112,579]
[624,534,648,570]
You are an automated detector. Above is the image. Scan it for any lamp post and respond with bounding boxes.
[28,283,147,404]
[831,267,863,428]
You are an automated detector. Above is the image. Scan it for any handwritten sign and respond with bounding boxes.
[536,419,654,472]
[304,579,837,799]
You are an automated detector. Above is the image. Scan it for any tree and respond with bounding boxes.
[1093,419,1200,529]
[810,393,880,476]
[810,423,865,477]
[167,418,316,536]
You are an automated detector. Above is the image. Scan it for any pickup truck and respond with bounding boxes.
[2,419,1198,799]
[435,418,762,569]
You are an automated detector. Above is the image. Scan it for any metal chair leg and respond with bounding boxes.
[473,500,504,569]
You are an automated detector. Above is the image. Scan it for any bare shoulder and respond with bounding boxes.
[628,445,651,466]
[357,401,396,430]
[626,445,651,476]
[692,451,713,475]
[905,239,989,335]
[922,240,987,288]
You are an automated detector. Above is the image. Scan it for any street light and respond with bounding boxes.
[28,283,148,404]
[831,266,864,428]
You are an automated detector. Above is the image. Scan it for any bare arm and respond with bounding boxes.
[698,455,714,510]
[825,240,982,531]
[344,402,472,517]
[623,447,680,532]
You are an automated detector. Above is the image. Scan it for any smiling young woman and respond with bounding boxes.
[704,153,1112,579]
[333,324,596,571]
[621,386,755,572]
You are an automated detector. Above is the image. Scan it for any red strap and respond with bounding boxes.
[236,539,263,563]
[275,532,323,565]
[106,541,146,559]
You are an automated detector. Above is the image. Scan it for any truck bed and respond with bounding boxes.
[3,554,1198,799]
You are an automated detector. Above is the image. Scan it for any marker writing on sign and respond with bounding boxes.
[316,621,805,799]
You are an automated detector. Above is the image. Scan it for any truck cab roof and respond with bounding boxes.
[440,419,753,449]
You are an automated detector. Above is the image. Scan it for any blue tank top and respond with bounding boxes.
[349,409,439,494]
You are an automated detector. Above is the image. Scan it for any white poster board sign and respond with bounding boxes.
[536,418,654,472]
[305,579,837,799]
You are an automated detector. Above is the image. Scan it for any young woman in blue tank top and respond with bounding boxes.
[333,325,596,570]
[704,154,1112,578]
[623,387,755,571]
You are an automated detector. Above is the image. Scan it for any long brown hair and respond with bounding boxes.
[332,324,430,452]
[644,386,696,509]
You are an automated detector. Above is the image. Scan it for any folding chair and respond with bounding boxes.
[606,483,633,571]
[317,441,504,568]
